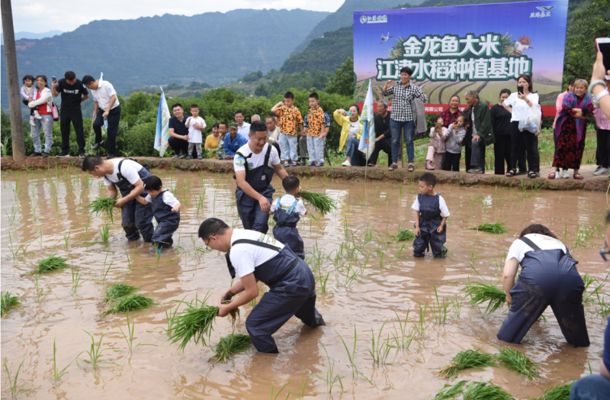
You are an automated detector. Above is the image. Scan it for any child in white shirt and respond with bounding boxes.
[185,104,206,159]
[20,74,41,126]
[270,175,307,259]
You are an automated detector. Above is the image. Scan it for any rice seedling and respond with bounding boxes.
[322,346,344,396]
[63,231,70,249]
[496,348,539,379]
[462,381,513,400]
[434,380,467,400]
[3,358,24,399]
[89,196,116,222]
[396,229,416,241]
[474,223,507,234]
[83,331,104,369]
[100,224,110,244]
[167,298,219,350]
[535,383,572,400]
[440,350,496,378]
[51,339,70,382]
[211,333,251,362]
[299,190,335,215]
[106,294,153,314]
[71,268,81,294]
[101,254,113,281]
[339,326,359,378]
[36,254,68,274]
[1,291,20,317]
[120,318,136,356]
[105,283,137,301]
[368,323,391,366]
[465,283,506,313]
[388,311,414,352]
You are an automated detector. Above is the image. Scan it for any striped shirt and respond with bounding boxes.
[382,82,426,122]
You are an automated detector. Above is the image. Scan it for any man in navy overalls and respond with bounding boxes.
[82,155,153,242]
[234,122,288,234]
[498,224,589,346]
[199,217,325,353]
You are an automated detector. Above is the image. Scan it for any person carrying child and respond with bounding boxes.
[185,104,206,159]
[137,176,181,253]
[412,173,449,258]
[20,74,40,127]
[271,176,307,259]
[441,115,466,171]
[425,116,447,170]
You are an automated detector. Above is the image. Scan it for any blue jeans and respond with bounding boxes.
[390,119,415,164]
[279,133,298,162]
[345,137,358,159]
[570,375,610,400]
[31,115,54,153]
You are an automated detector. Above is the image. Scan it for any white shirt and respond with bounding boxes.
[91,80,119,111]
[144,191,180,208]
[505,233,567,263]
[229,229,285,278]
[411,194,450,218]
[348,121,360,138]
[503,92,539,122]
[270,194,306,216]
[267,127,280,144]
[185,116,206,144]
[103,159,142,187]
[237,122,251,140]
[233,143,280,172]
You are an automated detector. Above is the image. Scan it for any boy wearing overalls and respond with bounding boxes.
[271,176,306,259]
[138,175,181,252]
[234,122,288,234]
[412,172,449,258]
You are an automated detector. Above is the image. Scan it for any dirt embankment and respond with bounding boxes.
[1,156,608,192]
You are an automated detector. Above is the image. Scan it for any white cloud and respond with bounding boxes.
[10,0,342,33]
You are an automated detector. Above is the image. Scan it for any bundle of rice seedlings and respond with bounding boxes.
[465,283,506,313]
[105,283,137,302]
[462,381,514,400]
[168,298,219,350]
[440,350,496,378]
[106,294,153,314]
[89,197,116,222]
[36,255,68,274]
[299,191,335,215]
[211,333,251,362]
[536,383,571,400]
[396,229,416,242]
[1,291,20,317]
[433,380,467,400]
[497,348,539,379]
[474,223,507,234]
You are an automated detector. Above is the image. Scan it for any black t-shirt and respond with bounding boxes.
[490,104,512,136]
[57,79,88,110]
[169,116,188,135]
[374,112,391,143]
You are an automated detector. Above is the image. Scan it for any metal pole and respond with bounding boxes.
[1,0,26,160]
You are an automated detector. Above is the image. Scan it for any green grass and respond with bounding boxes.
[474,223,507,234]
[106,294,153,314]
[1,291,20,317]
[440,350,496,378]
[299,190,335,215]
[211,333,251,362]
[497,348,539,379]
[462,381,514,400]
[105,283,137,301]
[535,383,572,400]
[465,283,506,313]
[89,197,116,222]
[168,298,219,350]
[396,229,416,241]
[36,254,68,274]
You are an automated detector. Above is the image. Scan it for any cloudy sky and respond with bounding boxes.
[10,0,343,33]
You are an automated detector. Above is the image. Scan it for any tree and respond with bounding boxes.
[325,57,355,96]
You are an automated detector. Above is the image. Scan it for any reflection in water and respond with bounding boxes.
[0,168,607,400]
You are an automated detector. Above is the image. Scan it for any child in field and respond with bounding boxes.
[20,74,41,126]
[138,175,181,252]
[271,175,307,259]
[412,172,449,258]
[442,115,466,171]
[426,116,447,170]
[185,104,206,159]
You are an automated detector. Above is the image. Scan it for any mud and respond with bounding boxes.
[1,168,608,399]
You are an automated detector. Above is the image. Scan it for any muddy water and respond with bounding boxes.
[1,168,608,400]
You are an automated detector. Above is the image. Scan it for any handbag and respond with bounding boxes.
[518,103,541,134]
[51,103,60,121]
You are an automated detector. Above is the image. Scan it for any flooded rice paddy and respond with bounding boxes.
[1,168,608,399]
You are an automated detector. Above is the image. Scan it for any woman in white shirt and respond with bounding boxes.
[497,224,589,347]
[27,75,54,156]
[503,74,541,178]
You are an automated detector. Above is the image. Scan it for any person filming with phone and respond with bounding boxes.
[590,39,610,119]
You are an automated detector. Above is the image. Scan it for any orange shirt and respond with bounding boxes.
[275,104,303,135]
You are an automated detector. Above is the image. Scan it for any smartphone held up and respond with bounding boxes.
[596,37,610,80]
